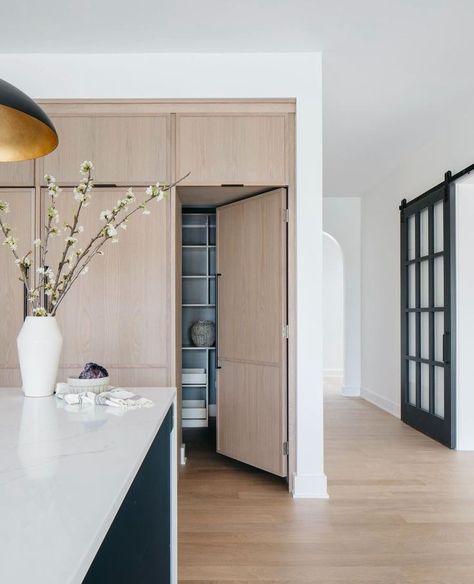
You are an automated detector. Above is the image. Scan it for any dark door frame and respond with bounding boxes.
[400,171,456,448]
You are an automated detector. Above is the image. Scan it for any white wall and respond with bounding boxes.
[323,233,344,378]
[0,52,326,497]
[456,175,474,450]
[323,197,361,396]
[361,100,474,418]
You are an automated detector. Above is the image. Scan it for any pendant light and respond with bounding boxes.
[0,79,58,162]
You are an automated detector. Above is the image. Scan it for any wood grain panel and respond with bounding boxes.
[42,187,170,385]
[217,360,283,475]
[0,161,34,186]
[177,115,287,185]
[0,189,35,387]
[39,99,296,116]
[218,191,285,365]
[39,116,169,185]
[217,189,287,476]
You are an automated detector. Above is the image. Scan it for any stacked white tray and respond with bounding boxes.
[182,369,208,426]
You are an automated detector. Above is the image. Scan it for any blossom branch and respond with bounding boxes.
[53,166,92,294]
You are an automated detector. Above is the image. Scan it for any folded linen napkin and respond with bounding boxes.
[56,387,153,409]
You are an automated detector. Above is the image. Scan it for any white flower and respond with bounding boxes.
[115,198,129,211]
[120,222,127,230]
[80,161,94,175]
[37,266,46,275]
[75,182,88,195]
[50,227,61,237]
[65,236,78,245]
[44,174,56,185]
[33,238,41,247]
[142,206,150,215]
[0,200,10,213]
[112,238,119,243]
[3,236,18,250]
[33,307,48,317]
[47,206,59,221]
[106,224,117,238]
[146,183,161,198]
[28,290,39,301]
[80,266,89,276]
[48,183,61,198]
[125,188,136,203]
[78,225,84,233]
[100,209,113,222]
[156,189,165,202]
[74,189,92,205]
[15,256,31,269]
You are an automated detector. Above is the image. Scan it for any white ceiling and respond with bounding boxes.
[3,0,474,197]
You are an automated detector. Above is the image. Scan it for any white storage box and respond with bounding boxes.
[182,399,207,419]
[182,368,207,385]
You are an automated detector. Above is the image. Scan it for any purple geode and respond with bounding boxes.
[78,362,109,379]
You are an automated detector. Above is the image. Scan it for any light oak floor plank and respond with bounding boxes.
[178,379,474,583]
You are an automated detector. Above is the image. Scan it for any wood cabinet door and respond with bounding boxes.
[42,187,171,386]
[177,114,288,186]
[216,188,288,476]
[0,189,35,386]
[0,161,34,187]
[39,116,170,186]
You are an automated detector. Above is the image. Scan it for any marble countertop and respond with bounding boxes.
[0,386,176,584]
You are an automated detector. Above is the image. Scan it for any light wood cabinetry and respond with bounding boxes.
[41,187,171,386]
[39,115,170,185]
[0,161,34,186]
[0,189,35,386]
[0,101,296,478]
[176,114,288,185]
[217,190,287,476]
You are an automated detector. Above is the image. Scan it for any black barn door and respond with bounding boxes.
[400,178,456,448]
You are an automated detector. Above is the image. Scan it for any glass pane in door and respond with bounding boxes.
[408,214,416,260]
[420,261,429,308]
[408,360,416,406]
[409,312,416,356]
[434,312,444,362]
[421,313,429,359]
[434,201,443,253]
[408,264,416,308]
[434,366,445,418]
[420,208,429,256]
[421,364,430,411]
[434,257,444,307]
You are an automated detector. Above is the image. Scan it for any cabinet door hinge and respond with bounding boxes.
[282,324,289,339]
[283,441,289,456]
[282,208,289,222]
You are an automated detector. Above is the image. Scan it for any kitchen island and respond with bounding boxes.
[0,386,177,584]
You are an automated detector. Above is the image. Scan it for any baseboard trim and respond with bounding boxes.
[292,472,329,499]
[208,404,216,417]
[342,385,360,397]
[361,387,400,418]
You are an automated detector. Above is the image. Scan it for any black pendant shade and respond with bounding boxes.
[0,79,58,162]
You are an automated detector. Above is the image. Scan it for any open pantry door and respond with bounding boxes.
[216,188,288,477]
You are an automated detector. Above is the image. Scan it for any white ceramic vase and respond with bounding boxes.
[17,316,63,398]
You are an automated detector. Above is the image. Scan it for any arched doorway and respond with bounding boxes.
[323,232,344,388]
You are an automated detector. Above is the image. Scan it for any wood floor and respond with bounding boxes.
[178,379,474,583]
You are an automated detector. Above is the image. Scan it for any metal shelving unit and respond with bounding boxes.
[181,210,216,428]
